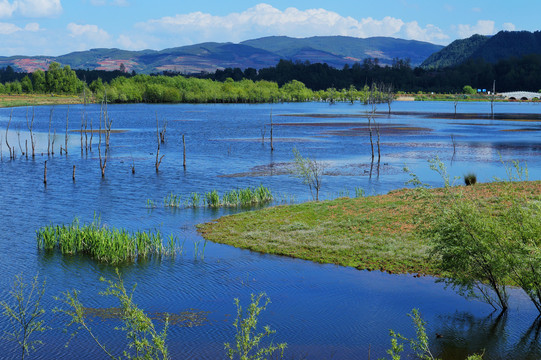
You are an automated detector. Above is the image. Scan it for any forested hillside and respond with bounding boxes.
[422,30,541,69]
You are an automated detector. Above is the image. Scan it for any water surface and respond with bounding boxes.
[0,101,540,359]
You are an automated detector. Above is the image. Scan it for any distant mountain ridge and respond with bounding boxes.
[421,30,541,69]
[0,35,443,74]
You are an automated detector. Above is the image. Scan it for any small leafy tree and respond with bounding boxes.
[384,309,484,360]
[463,85,476,95]
[1,274,48,360]
[55,269,169,359]
[425,159,510,311]
[225,292,286,360]
[291,147,324,201]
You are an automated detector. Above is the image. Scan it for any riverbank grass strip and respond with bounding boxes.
[37,218,180,263]
[197,181,541,276]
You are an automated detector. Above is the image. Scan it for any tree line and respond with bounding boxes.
[198,55,541,93]
[0,53,540,103]
[0,62,393,104]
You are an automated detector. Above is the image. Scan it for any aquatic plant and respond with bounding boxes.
[36,218,181,264]
[189,192,201,207]
[225,292,287,360]
[205,190,220,207]
[354,187,365,198]
[163,192,182,208]
[193,240,207,260]
[291,147,324,201]
[163,186,273,209]
[146,199,156,209]
[1,274,49,360]
[55,269,169,359]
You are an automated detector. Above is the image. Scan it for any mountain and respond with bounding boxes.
[420,34,489,69]
[0,35,443,74]
[241,36,442,67]
[421,30,541,69]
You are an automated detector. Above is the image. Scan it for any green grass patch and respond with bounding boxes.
[162,185,273,209]
[37,218,181,263]
[197,181,541,276]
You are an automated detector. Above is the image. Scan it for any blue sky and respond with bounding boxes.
[0,0,537,56]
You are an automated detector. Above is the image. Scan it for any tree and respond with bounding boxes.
[21,75,33,93]
[424,158,513,311]
[291,148,324,201]
[55,269,169,359]
[32,70,46,93]
[463,85,476,95]
[1,274,48,360]
[224,293,286,360]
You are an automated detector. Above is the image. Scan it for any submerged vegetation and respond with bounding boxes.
[37,218,182,264]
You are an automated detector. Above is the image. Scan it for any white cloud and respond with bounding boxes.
[472,7,482,12]
[0,20,38,34]
[0,0,61,18]
[457,20,495,38]
[90,0,128,6]
[24,22,39,31]
[136,3,450,45]
[67,23,112,49]
[502,22,516,31]
[403,21,449,43]
[0,21,20,34]
[16,0,62,18]
[117,34,147,50]
[0,0,17,18]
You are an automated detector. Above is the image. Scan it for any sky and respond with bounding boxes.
[0,0,537,56]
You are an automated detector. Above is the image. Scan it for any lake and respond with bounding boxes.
[0,101,540,359]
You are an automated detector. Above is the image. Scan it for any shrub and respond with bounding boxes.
[464,173,477,186]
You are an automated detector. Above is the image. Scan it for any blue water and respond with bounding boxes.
[0,101,540,359]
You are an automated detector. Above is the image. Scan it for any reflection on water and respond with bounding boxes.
[0,101,540,359]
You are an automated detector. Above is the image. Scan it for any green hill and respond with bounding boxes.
[0,35,443,74]
[421,30,541,69]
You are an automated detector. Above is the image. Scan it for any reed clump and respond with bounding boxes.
[162,185,273,209]
[36,218,181,263]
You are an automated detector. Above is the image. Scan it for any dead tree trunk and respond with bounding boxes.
[47,109,53,156]
[155,113,165,172]
[43,161,47,185]
[27,107,36,158]
[17,128,23,156]
[6,110,13,159]
[51,130,56,156]
[80,107,84,155]
[368,117,374,161]
[89,117,93,151]
[182,134,186,169]
[375,120,381,163]
[270,109,274,152]
[98,102,112,177]
[159,121,167,143]
[64,106,69,155]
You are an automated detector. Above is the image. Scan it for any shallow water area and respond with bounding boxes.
[0,101,540,359]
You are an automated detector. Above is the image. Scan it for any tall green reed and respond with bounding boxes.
[36,218,182,264]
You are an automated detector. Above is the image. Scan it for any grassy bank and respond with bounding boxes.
[197,181,541,276]
[0,94,85,107]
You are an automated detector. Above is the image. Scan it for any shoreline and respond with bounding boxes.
[197,181,541,277]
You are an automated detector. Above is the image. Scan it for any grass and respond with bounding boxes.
[0,94,85,108]
[161,185,273,209]
[37,218,181,264]
[197,181,541,276]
